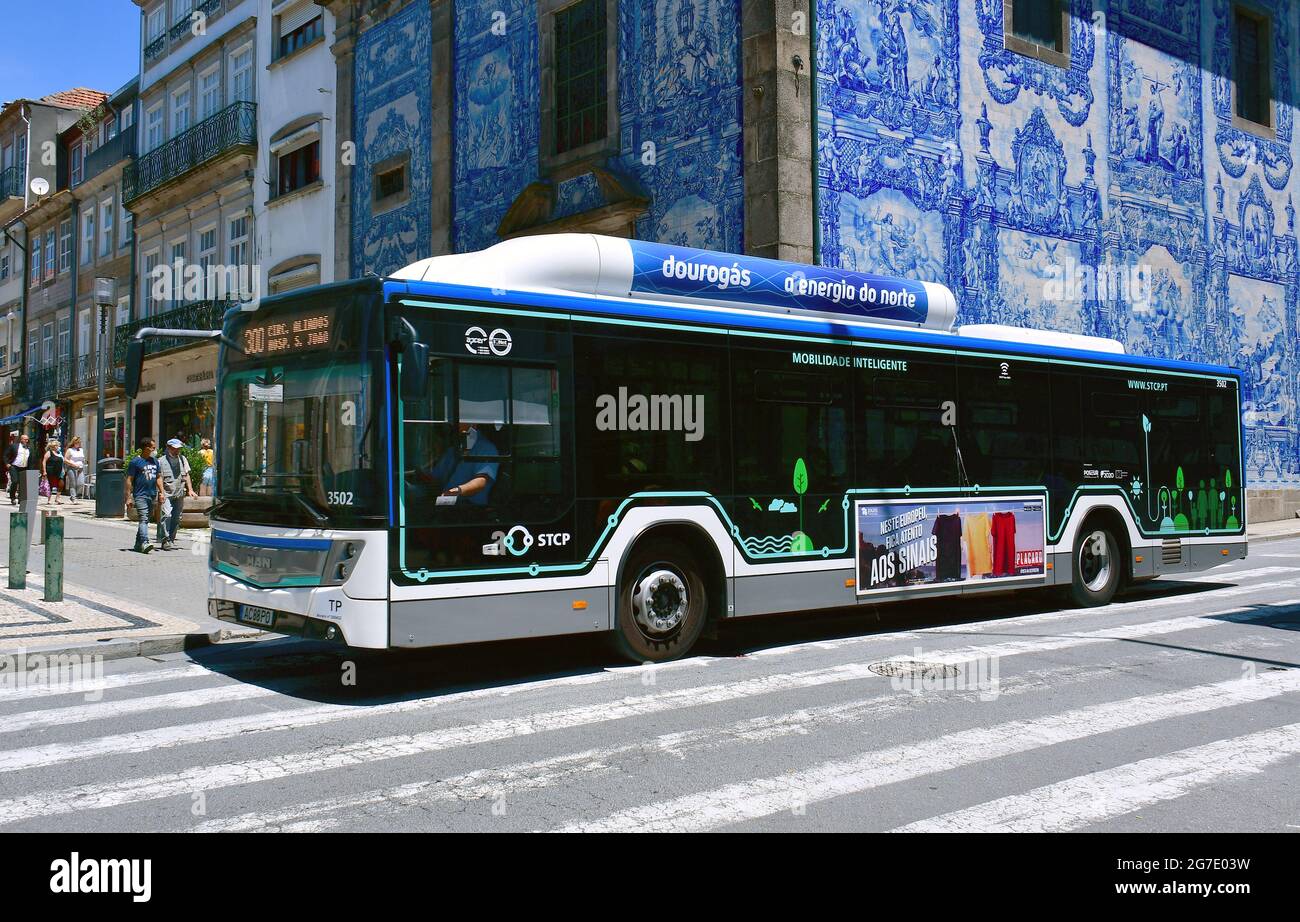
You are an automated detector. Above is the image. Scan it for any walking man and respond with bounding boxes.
[126,439,161,553]
[157,438,195,550]
[6,433,31,505]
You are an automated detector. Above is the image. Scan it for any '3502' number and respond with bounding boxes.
[327,491,354,506]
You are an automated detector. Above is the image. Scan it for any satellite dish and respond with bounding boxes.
[29,177,49,196]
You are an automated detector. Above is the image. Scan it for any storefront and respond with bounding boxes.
[133,346,217,450]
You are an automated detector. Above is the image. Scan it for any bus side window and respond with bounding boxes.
[857,362,957,489]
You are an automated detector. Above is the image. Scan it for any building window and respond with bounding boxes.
[57,316,70,363]
[199,66,221,120]
[0,247,9,281]
[231,47,254,103]
[146,104,165,151]
[116,295,130,328]
[41,322,53,368]
[170,239,186,306]
[371,154,409,213]
[1006,0,1068,67]
[70,142,84,187]
[228,215,249,268]
[143,249,160,317]
[172,87,192,137]
[197,226,216,276]
[1233,5,1272,130]
[552,0,608,155]
[30,241,41,285]
[119,104,134,136]
[275,2,324,61]
[100,199,114,258]
[120,196,132,250]
[58,219,72,272]
[81,210,95,266]
[44,230,55,280]
[275,139,321,198]
[147,6,166,42]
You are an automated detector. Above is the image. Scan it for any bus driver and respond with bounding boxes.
[425,422,499,505]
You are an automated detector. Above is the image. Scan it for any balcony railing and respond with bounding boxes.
[144,1,223,68]
[144,33,167,64]
[114,299,230,365]
[0,165,23,199]
[17,356,124,401]
[124,101,255,203]
[83,131,137,186]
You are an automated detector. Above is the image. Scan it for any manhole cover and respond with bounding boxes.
[869,660,960,679]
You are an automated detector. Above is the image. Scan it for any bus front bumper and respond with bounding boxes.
[210,598,350,644]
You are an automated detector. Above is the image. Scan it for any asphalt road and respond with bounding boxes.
[1,539,1297,832]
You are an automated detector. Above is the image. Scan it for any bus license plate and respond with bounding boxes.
[238,605,276,627]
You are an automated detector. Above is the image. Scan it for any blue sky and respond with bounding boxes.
[1,1,139,102]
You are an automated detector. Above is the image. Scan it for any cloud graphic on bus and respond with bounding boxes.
[768,499,797,513]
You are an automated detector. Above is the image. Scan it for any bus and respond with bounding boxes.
[128,234,1246,663]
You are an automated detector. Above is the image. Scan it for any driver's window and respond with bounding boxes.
[401,359,563,521]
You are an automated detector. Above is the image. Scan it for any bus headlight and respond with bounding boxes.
[322,540,363,586]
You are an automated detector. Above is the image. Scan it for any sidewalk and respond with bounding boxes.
[1245,517,1300,542]
[0,502,261,666]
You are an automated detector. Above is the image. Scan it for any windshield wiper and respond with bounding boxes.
[288,491,329,525]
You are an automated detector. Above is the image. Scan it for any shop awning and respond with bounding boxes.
[0,404,47,427]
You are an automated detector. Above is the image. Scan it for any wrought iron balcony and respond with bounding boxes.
[114,299,231,366]
[169,18,192,42]
[198,0,221,14]
[83,131,137,186]
[0,166,23,199]
[123,101,255,204]
[144,33,167,64]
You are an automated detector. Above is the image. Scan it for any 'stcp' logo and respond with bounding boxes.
[465,327,513,356]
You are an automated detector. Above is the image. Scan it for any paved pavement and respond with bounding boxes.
[0,540,1296,832]
[0,503,250,655]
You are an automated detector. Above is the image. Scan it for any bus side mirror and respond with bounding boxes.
[124,339,145,399]
[400,341,429,402]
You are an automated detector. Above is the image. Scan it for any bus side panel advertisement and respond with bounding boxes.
[855,496,1046,597]
[626,240,932,325]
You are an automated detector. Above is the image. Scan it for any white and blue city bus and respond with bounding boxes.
[123,235,1246,662]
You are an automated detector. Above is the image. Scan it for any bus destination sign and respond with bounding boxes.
[241,308,335,357]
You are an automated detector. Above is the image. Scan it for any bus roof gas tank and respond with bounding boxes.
[956,324,1127,355]
[391,234,959,332]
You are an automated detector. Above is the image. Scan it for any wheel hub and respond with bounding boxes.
[1079,529,1111,592]
[631,568,688,636]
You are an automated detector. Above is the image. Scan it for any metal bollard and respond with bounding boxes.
[43,514,63,602]
[37,508,54,546]
[8,512,28,589]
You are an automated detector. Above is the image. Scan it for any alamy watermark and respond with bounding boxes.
[149,260,260,305]
[595,387,704,442]
[0,652,105,701]
[1042,257,1152,312]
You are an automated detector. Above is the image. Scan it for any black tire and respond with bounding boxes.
[612,540,710,663]
[1068,525,1122,607]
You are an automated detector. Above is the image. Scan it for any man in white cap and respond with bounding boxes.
[157,438,196,550]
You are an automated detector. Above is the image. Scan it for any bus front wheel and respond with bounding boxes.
[613,541,708,663]
[1068,525,1121,607]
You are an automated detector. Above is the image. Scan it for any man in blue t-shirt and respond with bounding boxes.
[426,423,499,506]
[126,438,161,553]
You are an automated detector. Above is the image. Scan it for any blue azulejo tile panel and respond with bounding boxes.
[453,0,540,254]
[814,0,1299,487]
[350,0,433,279]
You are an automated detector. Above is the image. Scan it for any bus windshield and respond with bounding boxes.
[215,284,386,528]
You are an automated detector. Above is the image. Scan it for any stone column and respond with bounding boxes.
[742,0,814,263]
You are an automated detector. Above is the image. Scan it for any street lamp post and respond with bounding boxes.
[93,277,115,513]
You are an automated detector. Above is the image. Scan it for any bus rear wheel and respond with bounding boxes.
[1068,526,1121,607]
[612,541,709,663]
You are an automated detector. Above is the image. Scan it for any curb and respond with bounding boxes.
[1246,527,1300,543]
[3,626,267,669]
